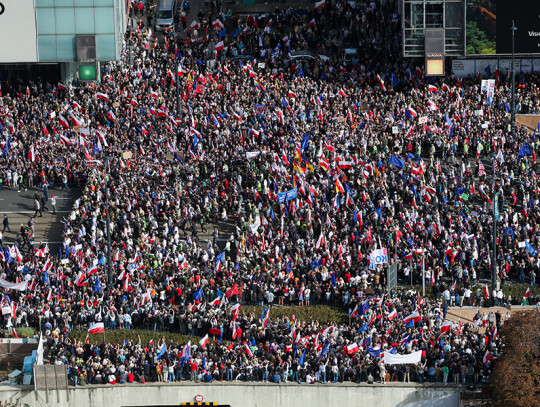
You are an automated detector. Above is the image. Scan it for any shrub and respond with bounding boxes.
[490,310,540,407]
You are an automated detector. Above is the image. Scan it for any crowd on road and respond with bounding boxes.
[0,0,538,387]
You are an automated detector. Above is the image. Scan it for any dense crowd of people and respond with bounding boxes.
[0,0,538,387]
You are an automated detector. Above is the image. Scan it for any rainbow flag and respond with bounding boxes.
[253,79,265,91]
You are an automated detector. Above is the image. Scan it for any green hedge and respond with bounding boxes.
[69,329,202,346]
[242,305,349,325]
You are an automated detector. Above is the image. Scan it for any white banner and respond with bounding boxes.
[0,0,38,63]
[383,350,422,365]
[369,248,388,270]
[0,278,28,291]
[246,151,260,161]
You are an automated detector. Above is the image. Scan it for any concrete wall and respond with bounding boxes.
[11,383,460,407]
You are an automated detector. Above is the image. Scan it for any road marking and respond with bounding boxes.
[0,211,71,214]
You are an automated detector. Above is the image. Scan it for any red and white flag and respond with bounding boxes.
[440,321,452,333]
[75,271,85,286]
[59,115,70,129]
[96,92,109,101]
[315,0,326,9]
[315,233,326,249]
[346,343,359,354]
[28,145,38,162]
[88,322,105,334]
[199,334,209,349]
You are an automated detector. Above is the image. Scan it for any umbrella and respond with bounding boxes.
[209,327,221,336]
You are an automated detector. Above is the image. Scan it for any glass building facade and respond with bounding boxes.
[35,0,127,63]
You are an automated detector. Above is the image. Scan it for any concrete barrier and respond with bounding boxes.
[10,382,460,407]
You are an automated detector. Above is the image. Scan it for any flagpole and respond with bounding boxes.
[422,252,425,298]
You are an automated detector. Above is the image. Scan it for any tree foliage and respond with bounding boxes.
[490,310,540,407]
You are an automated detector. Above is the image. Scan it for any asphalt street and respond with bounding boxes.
[0,185,81,253]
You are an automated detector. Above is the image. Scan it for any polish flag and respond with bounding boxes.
[42,258,53,272]
[346,343,359,354]
[338,161,353,170]
[209,297,221,307]
[350,304,359,319]
[57,82,67,90]
[96,131,108,147]
[288,90,297,98]
[215,41,224,52]
[213,19,224,29]
[88,322,105,334]
[483,285,489,299]
[96,92,109,101]
[315,0,326,9]
[28,145,38,162]
[440,321,452,333]
[59,135,71,146]
[151,91,158,98]
[483,350,492,365]
[107,110,117,121]
[59,115,70,129]
[308,18,316,27]
[315,233,325,249]
[199,334,209,349]
[325,140,336,152]
[75,271,85,286]
[6,121,15,133]
[276,108,284,125]
[245,344,253,358]
[190,20,200,29]
[87,265,98,276]
[524,287,531,298]
[427,85,438,92]
[387,309,397,321]
[233,112,243,122]
[441,83,451,92]
[230,303,241,314]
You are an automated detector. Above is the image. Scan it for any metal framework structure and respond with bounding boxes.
[402,0,465,57]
